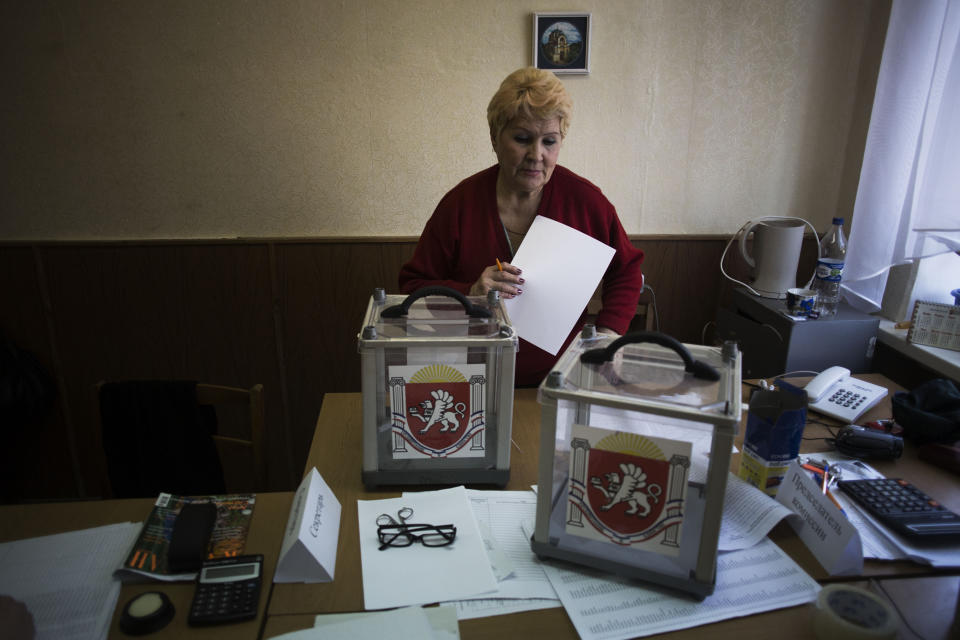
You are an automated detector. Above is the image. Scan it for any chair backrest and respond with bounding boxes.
[96,381,266,497]
[197,383,266,492]
[585,294,654,333]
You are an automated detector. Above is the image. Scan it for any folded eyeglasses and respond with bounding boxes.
[376,507,457,550]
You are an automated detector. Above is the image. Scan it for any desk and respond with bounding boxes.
[265,376,960,639]
[759,375,960,583]
[0,491,294,640]
[2,377,957,639]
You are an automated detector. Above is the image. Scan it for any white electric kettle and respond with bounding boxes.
[725,218,819,299]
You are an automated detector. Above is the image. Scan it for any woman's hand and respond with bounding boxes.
[469,262,524,298]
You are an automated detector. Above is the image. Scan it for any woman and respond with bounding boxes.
[399,67,644,386]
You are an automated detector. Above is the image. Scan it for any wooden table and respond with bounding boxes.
[0,491,294,640]
[264,376,960,638]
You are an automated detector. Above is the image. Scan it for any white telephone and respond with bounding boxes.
[805,366,888,423]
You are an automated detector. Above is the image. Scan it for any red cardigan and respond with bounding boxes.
[399,165,644,386]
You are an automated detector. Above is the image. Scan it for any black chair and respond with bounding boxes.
[97,381,265,498]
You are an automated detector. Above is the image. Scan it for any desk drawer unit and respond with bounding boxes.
[716,287,879,379]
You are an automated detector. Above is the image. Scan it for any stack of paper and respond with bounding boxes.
[539,538,819,640]
[352,481,821,640]
[0,522,142,640]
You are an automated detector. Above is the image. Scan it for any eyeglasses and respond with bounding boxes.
[376,507,457,550]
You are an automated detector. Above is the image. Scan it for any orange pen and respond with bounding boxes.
[825,490,847,516]
[496,258,503,271]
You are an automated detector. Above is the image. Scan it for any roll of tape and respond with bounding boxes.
[814,584,898,640]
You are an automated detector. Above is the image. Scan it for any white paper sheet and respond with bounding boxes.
[271,606,444,640]
[719,473,798,551]
[318,607,434,640]
[449,482,811,621]
[399,489,562,620]
[313,606,460,640]
[357,486,497,610]
[461,490,558,600]
[427,489,560,620]
[0,522,142,640]
[504,216,615,355]
[449,597,560,620]
[844,503,960,567]
[539,538,820,640]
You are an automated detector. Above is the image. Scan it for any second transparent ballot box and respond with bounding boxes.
[532,330,741,599]
[358,287,518,487]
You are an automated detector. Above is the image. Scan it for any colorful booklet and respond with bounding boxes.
[115,492,256,581]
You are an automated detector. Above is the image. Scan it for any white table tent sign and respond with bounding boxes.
[274,467,342,583]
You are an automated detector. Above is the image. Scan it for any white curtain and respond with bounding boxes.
[844,0,960,312]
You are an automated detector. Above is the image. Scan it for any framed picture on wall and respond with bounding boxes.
[533,13,591,74]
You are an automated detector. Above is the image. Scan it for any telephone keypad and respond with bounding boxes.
[828,388,866,410]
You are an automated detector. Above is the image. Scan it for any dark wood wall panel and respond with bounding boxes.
[0,247,76,501]
[276,241,416,478]
[39,244,288,497]
[637,238,730,342]
[2,236,819,502]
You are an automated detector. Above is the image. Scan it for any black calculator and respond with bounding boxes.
[187,554,263,626]
[838,478,960,543]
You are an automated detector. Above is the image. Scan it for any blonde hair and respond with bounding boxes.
[486,67,572,143]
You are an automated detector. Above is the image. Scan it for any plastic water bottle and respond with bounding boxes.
[812,217,847,317]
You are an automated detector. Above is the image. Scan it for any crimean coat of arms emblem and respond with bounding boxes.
[566,424,691,555]
[387,363,487,459]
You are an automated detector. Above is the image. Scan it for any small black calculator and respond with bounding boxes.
[187,554,263,626]
[838,478,960,543]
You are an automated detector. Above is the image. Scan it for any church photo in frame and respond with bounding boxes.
[533,13,591,75]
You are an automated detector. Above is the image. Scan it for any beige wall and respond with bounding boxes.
[0,0,886,241]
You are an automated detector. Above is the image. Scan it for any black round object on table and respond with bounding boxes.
[118,591,174,635]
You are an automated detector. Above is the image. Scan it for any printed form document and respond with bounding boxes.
[450,477,819,640]
[0,522,142,640]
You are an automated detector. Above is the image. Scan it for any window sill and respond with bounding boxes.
[877,319,960,383]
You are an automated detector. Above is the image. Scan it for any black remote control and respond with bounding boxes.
[838,478,960,543]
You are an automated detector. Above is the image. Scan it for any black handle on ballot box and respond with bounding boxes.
[380,286,492,319]
[580,331,720,381]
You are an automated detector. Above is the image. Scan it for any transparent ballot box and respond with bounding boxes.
[358,287,517,486]
[532,330,741,599]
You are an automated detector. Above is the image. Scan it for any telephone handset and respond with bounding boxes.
[805,366,850,402]
[805,366,888,422]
